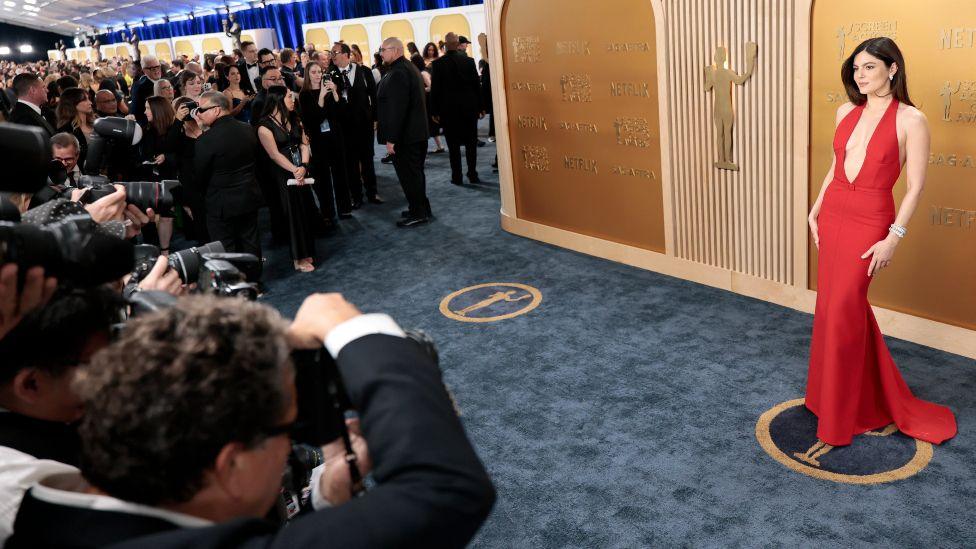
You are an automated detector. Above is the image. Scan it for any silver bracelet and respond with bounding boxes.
[888,224,906,238]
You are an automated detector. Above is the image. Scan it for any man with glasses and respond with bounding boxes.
[331,42,381,206]
[128,54,162,126]
[193,91,265,281]
[6,293,495,548]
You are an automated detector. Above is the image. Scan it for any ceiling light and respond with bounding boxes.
[2,1,15,6]
[23,0,34,3]
[0,46,10,55]
[1,6,10,10]
[26,11,35,15]
[19,44,32,52]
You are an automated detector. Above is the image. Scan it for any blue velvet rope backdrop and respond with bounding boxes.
[98,0,482,52]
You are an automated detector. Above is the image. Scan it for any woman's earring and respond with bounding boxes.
[889,74,894,81]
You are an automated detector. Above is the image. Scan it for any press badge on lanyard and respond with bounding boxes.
[320,120,331,133]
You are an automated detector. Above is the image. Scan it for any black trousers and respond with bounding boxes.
[341,119,378,202]
[207,210,263,280]
[392,140,430,218]
[256,162,288,242]
[310,132,350,219]
[443,118,479,182]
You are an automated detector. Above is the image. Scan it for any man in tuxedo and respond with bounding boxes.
[7,73,55,137]
[331,42,381,206]
[7,293,495,548]
[128,54,162,126]
[193,91,264,279]
[430,33,484,185]
[236,41,259,95]
[377,37,432,227]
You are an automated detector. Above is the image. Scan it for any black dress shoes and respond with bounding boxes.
[351,200,363,210]
[367,195,384,204]
[450,180,463,186]
[467,173,481,184]
[401,209,411,218]
[380,154,394,164]
[396,216,429,228]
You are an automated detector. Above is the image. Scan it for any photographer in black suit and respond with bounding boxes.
[330,42,381,206]
[7,293,495,548]
[430,33,484,185]
[7,73,55,137]
[377,37,432,227]
[193,91,264,279]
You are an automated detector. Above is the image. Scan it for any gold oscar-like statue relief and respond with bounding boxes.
[939,81,960,122]
[703,42,758,171]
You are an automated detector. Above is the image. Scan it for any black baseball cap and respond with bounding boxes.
[458,36,471,44]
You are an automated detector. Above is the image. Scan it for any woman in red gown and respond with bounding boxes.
[805,37,957,448]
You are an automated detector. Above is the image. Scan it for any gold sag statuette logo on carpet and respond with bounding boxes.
[755,398,933,485]
[439,283,542,323]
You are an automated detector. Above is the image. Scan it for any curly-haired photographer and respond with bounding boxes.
[7,293,495,548]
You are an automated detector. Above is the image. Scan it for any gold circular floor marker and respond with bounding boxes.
[439,283,542,323]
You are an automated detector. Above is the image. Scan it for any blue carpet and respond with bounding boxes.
[254,130,976,547]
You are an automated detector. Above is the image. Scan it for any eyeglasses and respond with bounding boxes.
[194,105,218,114]
[54,154,78,163]
[143,65,161,70]
[263,76,283,83]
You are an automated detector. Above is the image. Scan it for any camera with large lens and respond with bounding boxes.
[129,242,260,298]
[77,180,182,217]
[274,329,440,522]
[0,215,135,287]
[84,116,143,177]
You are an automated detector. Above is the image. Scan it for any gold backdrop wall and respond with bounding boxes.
[500,0,665,252]
[810,0,976,331]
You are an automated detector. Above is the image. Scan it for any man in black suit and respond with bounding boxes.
[128,54,162,126]
[377,37,432,227]
[7,73,55,137]
[7,293,495,549]
[331,42,381,206]
[236,41,259,96]
[430,33,484,185]
[193,91,264,279]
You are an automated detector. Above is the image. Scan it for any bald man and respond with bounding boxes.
[376,37,432,227]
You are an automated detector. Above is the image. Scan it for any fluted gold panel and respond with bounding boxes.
[662,0,798,285]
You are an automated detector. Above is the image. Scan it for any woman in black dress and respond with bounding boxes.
[141,95,180,252]
[256,86,318,272]
[54,87,94,172]
[298,60,349,224]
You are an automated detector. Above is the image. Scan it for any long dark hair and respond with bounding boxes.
[146,95,175,136]
[259,85,300,131]
[841,37,914,106]
[422,42,438,61]
[56,86,93,129]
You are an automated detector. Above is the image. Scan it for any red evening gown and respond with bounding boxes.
[805,98,957,447]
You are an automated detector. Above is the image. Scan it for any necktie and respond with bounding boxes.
[342,68,352,90]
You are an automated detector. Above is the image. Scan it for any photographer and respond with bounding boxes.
[7,293,495,547]
[0,282,117,542]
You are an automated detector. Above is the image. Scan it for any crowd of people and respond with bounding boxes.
[0,31,494,275]
[0,28,497,549]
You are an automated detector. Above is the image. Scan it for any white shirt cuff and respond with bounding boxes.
[308,463,331,510]
[324,313,405,358]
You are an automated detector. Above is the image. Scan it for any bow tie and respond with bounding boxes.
[246,63,257,69]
